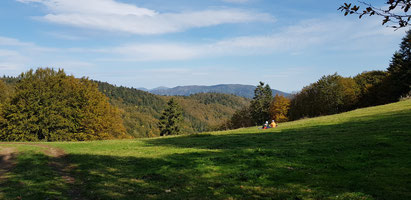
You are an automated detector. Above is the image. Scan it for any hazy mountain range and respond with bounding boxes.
[139,84,290,98]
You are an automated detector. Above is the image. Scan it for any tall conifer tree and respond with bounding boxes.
[388,30,411,98]
[250,82,273,125]
[159,98,183,136]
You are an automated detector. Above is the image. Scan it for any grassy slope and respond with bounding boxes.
[1,100,410,199]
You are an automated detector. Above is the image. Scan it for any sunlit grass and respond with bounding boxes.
[1,100,410,199]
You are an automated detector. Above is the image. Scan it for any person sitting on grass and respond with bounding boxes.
[270,120,277,128]
[260,121,269,129]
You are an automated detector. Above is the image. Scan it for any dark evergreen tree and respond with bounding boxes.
[158,98,183,136]
[250,82,273,125]
[387,30,411,99]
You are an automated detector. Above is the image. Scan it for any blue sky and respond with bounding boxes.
[0,0,406,92]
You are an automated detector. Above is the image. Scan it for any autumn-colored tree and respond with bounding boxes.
[158,98,183,136]
[338,77,361,111]
[0,68,127,141]
[0,80,11,127]
[269,94,291,123]
[0,79,12,104]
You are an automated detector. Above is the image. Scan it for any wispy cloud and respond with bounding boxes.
[45,32,85,40]
[0,15,404,81]
[0,36,33,46]
[86,16,403,61]
[0,35,93,74]
[17,0,274,35]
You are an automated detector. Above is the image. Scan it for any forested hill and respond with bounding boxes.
[148,84,290,98]
[96,81,250,137]
[1,76,250,138]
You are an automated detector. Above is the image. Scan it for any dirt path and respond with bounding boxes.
[25,143,83,199]
[0,143,83,199]
[27,144,76,183]
[0,147,17,180]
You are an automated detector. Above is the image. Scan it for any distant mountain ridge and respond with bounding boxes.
[148,84,290,98]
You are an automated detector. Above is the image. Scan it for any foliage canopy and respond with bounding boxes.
[0,68,127,141]
[269,94,291,123]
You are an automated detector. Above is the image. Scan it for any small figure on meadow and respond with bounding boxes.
[270,120,276,128]
[264,121,269,129]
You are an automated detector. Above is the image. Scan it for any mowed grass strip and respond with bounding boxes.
[2,100,411,199]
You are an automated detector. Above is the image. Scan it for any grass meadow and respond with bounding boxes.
[0,100,410,199]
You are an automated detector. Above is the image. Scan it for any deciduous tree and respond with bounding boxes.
[0,68,127,141]
[289,74,360,120]
[269,94,291,123]
[354,70,390,107]
[0,80,11,127]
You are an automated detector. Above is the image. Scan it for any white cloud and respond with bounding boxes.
[0,35,58,52]
[93,16,402,61]
[0,36,32,46]
[17,0,274,35]
[17,0,156,16]
[0,35,94,75]
[109,44,200,61]
[0,16,404,74]
[0,49,21,57]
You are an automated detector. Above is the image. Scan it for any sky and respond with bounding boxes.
[0,0,407,93]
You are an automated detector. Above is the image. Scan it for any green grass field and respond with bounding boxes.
[1,100,410,200]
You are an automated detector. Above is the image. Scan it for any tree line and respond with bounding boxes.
[226,30,411,129]
[0,69,250,141]
[289,30,410,120]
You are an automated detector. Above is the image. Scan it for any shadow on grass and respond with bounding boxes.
[1,111,410,199]
[141,111,411,199]
[0,152,71,200]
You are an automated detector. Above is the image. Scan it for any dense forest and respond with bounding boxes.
[0,75,250,140]
[96,81,249,137]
